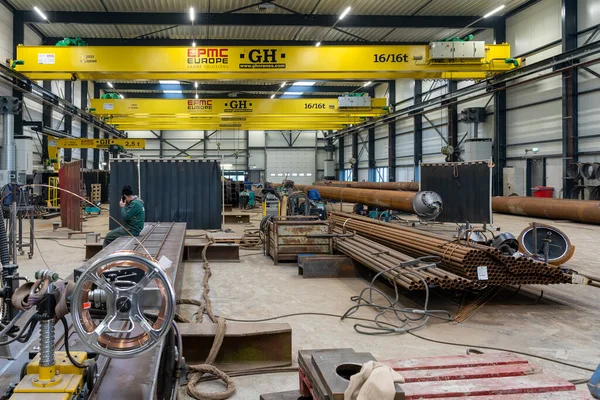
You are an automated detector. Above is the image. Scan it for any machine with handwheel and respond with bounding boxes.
[0,251,178,400]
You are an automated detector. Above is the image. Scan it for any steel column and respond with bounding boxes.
[368,127,375,181]
[159,130,164,158]
[63,81,73,162]
[12,11,24,137]
[351,132,358,181]
[414,80,423,181]
[447,81,458,162]
[494,19,507,196]
[338,136,344,180]
[562,0,578,199]
[42,81,52,163]
[388,80,396,182]
[80,81,89,167]
[93,85,100,169]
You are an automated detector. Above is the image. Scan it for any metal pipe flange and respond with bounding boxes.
[71,251,175,359]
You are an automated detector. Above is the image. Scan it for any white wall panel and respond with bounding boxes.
[24,25,42,45]
[248,130,265,147]
[507,0,561,57]
[396,167,415,182]
[374,83,389,101]
[374,139,388,166]
[579,91,600,139]
[506,101,562,154]
[357,169,368,182]
[248,149,265,169]
[343,144,352,169]
[394,79,414,106]
[579,0,600,30]
[266,149,315,184]
[396,132,414,159]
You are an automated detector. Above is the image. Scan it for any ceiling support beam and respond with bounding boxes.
[388,80,396,182]
[25,12,500,29]
[413,80,423,182]
[562,0,578,199]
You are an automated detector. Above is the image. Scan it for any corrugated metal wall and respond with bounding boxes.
[59,160,82,232]
[109,159,222,230]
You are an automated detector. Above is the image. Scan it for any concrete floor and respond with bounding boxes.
[16,208,600,399]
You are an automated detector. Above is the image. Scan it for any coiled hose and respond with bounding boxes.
[0,217,10,266]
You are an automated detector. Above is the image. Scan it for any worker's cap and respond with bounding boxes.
[122,185,134,196]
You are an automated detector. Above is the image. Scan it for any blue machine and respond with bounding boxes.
[590,363,600,399]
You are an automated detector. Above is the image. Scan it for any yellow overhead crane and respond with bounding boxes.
[89,97,389,130]
[14,43,517,81]
[47,137,146,170]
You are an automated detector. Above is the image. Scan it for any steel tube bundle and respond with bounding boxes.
[314,180,420,192]
[333,228,482,291]
[304,185,416,213]
[492,196,600,225]
[330,212,572,287]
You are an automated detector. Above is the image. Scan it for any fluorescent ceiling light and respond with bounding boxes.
[363,81,372,87]
[192,41,196,47]
[195,93,198,99]
[194,82,198,88]
[339,6,351,20]
[280,81,287,88]
[283,91,303,95]
[221,163,233,168]
[33,6,48,20]
[120,94,124,99]
[483,4,505,18]
[189,7,195,21]
[315,41,321,47]
[159,80,180,84]
[163,90,183,94]
[107,82,113,88]
[270,94,276,99]
[293,81,316,86]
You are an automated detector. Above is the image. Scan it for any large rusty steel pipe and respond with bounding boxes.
[303,185,417,213]
[314,180,420,192]
[492,196,600,225]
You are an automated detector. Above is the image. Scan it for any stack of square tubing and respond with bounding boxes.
[330,212,572,290]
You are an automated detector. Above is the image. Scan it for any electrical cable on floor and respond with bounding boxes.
[222,312,595,373]
[341,260,452,335]
[60,317,87,369]
[35,237,86,249]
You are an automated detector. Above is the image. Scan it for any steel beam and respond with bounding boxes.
[63,81,73,162]
[338,136,344,180]
[446,81,458,162]
[42,80,52,163]
[388,80,396,182]
[414,80,423,181]
[351,132,358,182]
[96,83,364,93]
[12,11,24,137]
[493,19,507,196]
[562,0,578,199]
[80,81,88,166]
[93,84,100,169]
[26,12,500,28]
[367,127,375,181]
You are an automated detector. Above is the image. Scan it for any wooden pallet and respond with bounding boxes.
[90,184,101,203]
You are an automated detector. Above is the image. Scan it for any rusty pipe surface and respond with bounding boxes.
[267,182,308,191]
[492,196,600,224]
[303,185,416,213]
[314,180,420,192]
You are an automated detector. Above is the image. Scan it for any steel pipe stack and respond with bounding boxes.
[333,228,482,291]
[330,212,572,287]
[314,180,420,192]
[304,185,416,213]
[492,196,600,225]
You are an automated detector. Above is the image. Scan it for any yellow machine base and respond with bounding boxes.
[12,351,87,400]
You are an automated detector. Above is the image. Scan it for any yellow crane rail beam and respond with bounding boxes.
[15,44,516,80]
[49,138,146,149]
[110,122,353,131]
[90,98,388,116]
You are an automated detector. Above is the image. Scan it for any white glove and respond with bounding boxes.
[344,361,405,400]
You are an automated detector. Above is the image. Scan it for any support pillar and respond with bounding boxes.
[447,81,458,162]
[388,80,396,182]
[93,85,100,169]
[63,81,73,162]
[80,81,89,167]
[338,136,344,180]
[351,132,358,181]
[42,81,52,164]
[493,18,507,196]
[12,11,24,137]
[414,80,423,181]
[562,0,578,199]
[367,127,375,181]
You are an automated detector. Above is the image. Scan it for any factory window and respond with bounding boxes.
[375,167,389,182]
[343,169,353,181]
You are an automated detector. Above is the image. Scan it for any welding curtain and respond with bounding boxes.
[420,161,492,224]
[109,160,221,229]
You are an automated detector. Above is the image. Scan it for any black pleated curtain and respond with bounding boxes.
[109,160,222,230]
